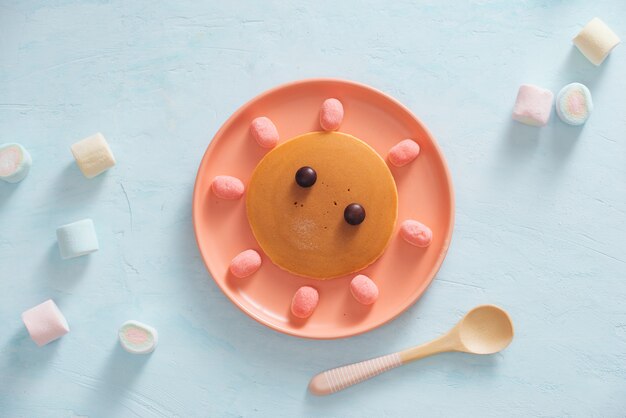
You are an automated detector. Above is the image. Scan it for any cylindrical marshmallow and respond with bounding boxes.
[573,18,621,66]
[56,219,99,259]
[319,98,344,131]
[400,219,433,247]
[71,133,116,178]
[0,143,32,183]
[118,320,158,354]
[229,249,262,278]
[22,299,70,346]
[291,286,319,319]
[211,175,245,200]
[250,117,279,148]
[512,84,554,127]
[350,275,379,305]
[556,83,593,126]
[388,139,420,167]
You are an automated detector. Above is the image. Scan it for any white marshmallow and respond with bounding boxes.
[22,299,70,346]
[118,320,158,354]
[70,133,116,178]
[56,219,99,259]
[0,143,32,183]
[573,18,621,66]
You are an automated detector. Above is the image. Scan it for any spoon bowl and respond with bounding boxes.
[457,305,514,354]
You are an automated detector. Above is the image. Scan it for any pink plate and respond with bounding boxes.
[193,79,454,339]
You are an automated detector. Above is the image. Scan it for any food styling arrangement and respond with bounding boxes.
[1,8,623,417]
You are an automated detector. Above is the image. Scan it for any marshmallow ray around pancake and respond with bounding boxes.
[246,131,398,279]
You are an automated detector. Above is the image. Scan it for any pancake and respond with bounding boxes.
[246,131,398,279]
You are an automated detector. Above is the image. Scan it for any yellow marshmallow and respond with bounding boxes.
[573,17,621,66]
[70,133,116,178]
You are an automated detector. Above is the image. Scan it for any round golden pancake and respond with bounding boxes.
[246,131,398,279]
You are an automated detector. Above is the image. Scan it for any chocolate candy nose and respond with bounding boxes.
[344,203,366,225]
[295,166,317,188]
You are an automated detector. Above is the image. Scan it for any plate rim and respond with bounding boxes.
[192,77,455,339]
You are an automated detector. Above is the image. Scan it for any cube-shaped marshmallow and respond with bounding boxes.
[512,84,554,127]
[573,18,621,66]
[22,299,70,346]
[56,218,99,259]
[71,133,116,178]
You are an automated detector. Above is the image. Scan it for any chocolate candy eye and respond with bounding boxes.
[344,203,365,225]
[295,166,317,188]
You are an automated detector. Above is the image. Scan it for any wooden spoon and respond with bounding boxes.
[309,305,514,395]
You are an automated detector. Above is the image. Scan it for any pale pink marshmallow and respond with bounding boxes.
[21,299,70,347]
[400,219,433,247]
[0,146,20,177]
[319,98,344,131]
[388,139,420,167]
[229,249,262,278]
[291,286,319,318]
[211,175,244,200]
[512,84,554,127]
[350,275,379,305]
[250,117,279,148]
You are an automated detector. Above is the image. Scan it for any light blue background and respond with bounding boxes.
[1,1,625,417]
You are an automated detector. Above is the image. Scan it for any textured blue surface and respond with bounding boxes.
[1,1,625,417]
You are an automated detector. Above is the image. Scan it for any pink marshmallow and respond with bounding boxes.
[211,175,244,200]
[400,219,433,247]
[512,84,554,127]
[350,275,379,305]
[388,139,420,167]
[229,249,262,278]
[0,146,20,176]
[250,117,279,148]
[291,286,319,319]
[22,299,70,347]
[319,98,344,131]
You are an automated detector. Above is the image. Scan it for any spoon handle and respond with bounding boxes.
[308,353,403,396]
[399,334,456,363]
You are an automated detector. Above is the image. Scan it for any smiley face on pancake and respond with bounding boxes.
[246,131,398,279]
